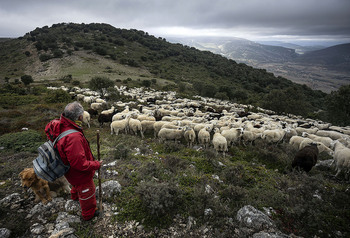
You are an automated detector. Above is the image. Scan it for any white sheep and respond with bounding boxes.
[261,128,287,144]
[82,111,91,128]
[221,128,242,147]
[95,98,106,104]
[158,127,185,143]
[112,112,127,121]
[91,102,103,111]
[101,106,115,115]
[128,118,144,138]
[295,127,318,136]
[212,128,228,157]
[153,121,170,137]
[153,121,180,137]
[141,120,156,135]
[284,127,297,142]
[299,139,334,156]
[194,123,214,136]
[316,130,346,140]
[240,128,261,146]
[110,116,130,135]
[302,132,334,149]
[137,113,156,122]
[198,127,211,149]
[184,126,196,147]
[332,140,350,179]
[83,96,94,104]
[289,136,310,150]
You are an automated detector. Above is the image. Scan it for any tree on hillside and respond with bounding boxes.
[262,87,309,116]
[326,85,350,126]
[20,75,33,86]
[88,76,114,98]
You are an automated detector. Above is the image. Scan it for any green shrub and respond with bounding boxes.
[113,143,130,160]
[136,181,181,219]
[162,141,184,153]
[39,53,52,62]
[60,74,72,83]
[0,130,44,153]
[0,93,38,108]
[163,155,187,173]
[44,89,71,103]
[72,80,80,86]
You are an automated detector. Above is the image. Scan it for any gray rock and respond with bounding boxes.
[204,208,213,216]
[27,198,66,218]
[56,212,81,224]
[50,212,80,235]
[27,201,54,218]
[96,180,122,199]
[186,216,195,230]
[49,228,76,238]
[0,228,11,238]
[0,193,23,208]
[54,222,70,233]
[252,231,289,238]
[30,223,45,235]
[236,205,276,230]
[64,200,80,213]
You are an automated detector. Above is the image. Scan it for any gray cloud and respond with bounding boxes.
[1,0,350,43]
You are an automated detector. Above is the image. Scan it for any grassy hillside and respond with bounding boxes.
[0,23,327,118]
[0,84,349,237]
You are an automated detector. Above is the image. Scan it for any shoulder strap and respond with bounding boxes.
[53,129,80,145]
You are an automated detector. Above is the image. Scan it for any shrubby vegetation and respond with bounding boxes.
[0,83,349,237]
[0,23,333,119]
[325,84,350,126]
[44,89,71,103]
[88,76,115,98]
[0,130,43,153]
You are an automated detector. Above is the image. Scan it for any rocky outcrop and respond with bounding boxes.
[1,181,296,237]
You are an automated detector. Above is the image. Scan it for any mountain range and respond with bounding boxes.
[167,37,350,93]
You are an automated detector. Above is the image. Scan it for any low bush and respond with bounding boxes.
[113,143,130,160]
[136,181,182,226]
[0,93,38,108]
[44,89,71,103]
[0,130,44,153]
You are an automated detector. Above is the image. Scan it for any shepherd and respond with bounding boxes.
[45,101,103,221]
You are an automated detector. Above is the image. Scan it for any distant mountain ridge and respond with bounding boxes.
[168,36,350,92]
[167,36,299,64]
[295,43,350,71]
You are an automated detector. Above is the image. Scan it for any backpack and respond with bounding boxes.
[33,129,79,182]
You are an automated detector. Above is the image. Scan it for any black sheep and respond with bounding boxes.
[87,108,98,117]
[98,113,115,127]
[292,143,319,172]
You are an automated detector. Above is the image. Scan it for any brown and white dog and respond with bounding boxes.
[19,168,71,204]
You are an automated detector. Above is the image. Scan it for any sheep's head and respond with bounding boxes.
[330,140,336,149]
[214,128,220,133]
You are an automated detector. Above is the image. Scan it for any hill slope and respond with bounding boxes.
[0,22,327,116]
[168,37,350,92]
[295,43,350,72]
[168,36,299,63]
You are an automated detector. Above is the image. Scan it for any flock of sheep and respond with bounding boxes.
[49,85,350,179]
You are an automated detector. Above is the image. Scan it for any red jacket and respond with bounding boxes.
[45,115,100,186]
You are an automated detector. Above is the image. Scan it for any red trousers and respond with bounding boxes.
[70,179,97,220]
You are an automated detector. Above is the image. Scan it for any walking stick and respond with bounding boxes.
[97,130,103,212]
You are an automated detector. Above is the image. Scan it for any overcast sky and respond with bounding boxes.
[1,0,350,45]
